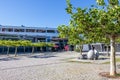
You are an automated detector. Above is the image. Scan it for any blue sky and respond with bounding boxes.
[0,0,96,28]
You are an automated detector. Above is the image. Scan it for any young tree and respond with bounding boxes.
[58,24,86,59]
[4,40,13,56]
[30,43,36,54]
[0,40,6,54]
[20,40,31,53]
[34,42,43,52]
[12,41,21,57]
[46,42,54,52]
[0,40,13,56]
[65,0,120,76]
[37,42,44,52]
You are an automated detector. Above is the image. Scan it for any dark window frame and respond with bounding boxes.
[26,29,35,32]
[47,30,55,33]
[14,29,25,32]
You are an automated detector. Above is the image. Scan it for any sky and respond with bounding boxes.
[0,0,96,28]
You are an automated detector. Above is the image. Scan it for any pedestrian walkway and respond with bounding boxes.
[0,51,119,80]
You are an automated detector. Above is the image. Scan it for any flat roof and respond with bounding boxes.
[0,25,57,30]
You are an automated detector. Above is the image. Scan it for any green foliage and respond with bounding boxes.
[58,25,69,38]
[29,42,54,47]
[46,42,54,47]
[96,0,105,6]
[66,0,73,14]
[109,0,119,6]
[65,0,120,76]
[96,0,119,6]
[0,40,54,55]
[20,40,31,46]
[64,0,120,44]
[0,40,54,47]
[74,47,80,52]
[116,38,120,43]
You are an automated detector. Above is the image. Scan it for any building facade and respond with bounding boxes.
[0,25,59,42]
[1,25,120,52]
[0,25,69,52]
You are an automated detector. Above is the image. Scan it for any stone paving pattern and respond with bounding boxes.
[0,51,120,80]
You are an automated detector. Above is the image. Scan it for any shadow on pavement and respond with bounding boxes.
[0,57,20,61]
[27,55,57,58]
[98,58,109,60]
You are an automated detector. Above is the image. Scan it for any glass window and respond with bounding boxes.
[47,30,55,33]
[8,28,13,32]
[2,28,13,32]
[36,29,46,33]
[2,28,5,32]
[14,29,24,32]
[26,29,35,32]
[37,38,46,42]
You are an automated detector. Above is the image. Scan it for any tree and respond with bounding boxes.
[0,40,6,54]
[30,43,36,54]
[0,40,13,56]
[20,40,31,53]
[65,0,120,76]
[30,42,44,54]
[35,42,43,52]
[37,42,44,52]
[46,42,54,52]
[4,40,13,56]
[0,40,32,56]
[94,0,120,76]
[58,24,87,59]
[12,40,21,57]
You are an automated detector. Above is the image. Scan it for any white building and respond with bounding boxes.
[0,25,59,42]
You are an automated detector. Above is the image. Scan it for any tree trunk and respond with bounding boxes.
[15,47,18,57]
[106,44,110,56]
[24,46,25,53]
[110,36,116,76]
[40,47,42,52]
[32,47,34,54]
[49,47,52,52]
[79,45,83,59]
[2,46,4,53]
[7,47,10,56]
[79,45,83,55]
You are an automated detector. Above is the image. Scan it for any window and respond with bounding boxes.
[37,38,46,42]
[2,28,13,32]
[26,29,35,32]
[36,29,46,33]
[52,37,59,38]
[47,30,55,33]
[14,29,24,32]
[2,28,5,32]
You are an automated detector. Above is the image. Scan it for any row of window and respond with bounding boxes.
[1,28,58,33]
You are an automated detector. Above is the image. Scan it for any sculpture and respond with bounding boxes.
[87,47,99,60]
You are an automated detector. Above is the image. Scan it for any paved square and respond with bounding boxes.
[0,51,119,80]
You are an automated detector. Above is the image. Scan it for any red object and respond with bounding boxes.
[64,45,69,51]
